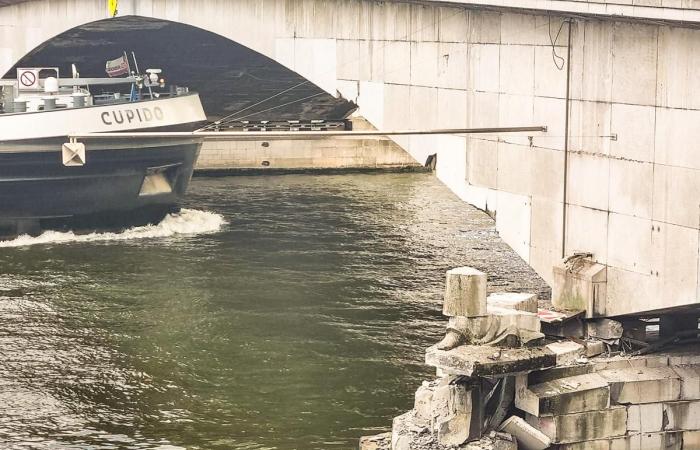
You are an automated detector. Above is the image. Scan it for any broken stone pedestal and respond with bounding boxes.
[443,267,487,317]
[437,267,544,351]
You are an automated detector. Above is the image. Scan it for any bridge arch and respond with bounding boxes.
[0,0,340,96]
[2,14,355,120]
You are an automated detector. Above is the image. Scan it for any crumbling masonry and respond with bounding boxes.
[360,265,700,450]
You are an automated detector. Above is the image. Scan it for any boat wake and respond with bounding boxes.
[0,209,226,248]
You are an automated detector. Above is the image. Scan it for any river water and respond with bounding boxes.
[0,173,548,449]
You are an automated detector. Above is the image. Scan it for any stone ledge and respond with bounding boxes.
[425,344,556,377]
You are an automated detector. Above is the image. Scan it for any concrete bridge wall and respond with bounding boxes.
[2,0,700,315]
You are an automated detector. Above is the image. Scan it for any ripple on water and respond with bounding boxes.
[0,173,549,449]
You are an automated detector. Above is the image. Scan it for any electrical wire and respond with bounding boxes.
[549,16,567,71]
[213,91,327,123]
[197,80,311,131]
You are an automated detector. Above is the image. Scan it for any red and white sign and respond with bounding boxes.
[17,69,39,90]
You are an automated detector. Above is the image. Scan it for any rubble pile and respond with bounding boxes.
[360,267,700,450]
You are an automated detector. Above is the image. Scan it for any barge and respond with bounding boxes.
[0,64,207,236]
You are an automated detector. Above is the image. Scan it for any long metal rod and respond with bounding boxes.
[68,126,547,140]
[561,20,573,259]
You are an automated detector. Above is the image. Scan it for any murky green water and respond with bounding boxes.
[0,173,547,449]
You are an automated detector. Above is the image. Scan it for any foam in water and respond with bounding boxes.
[0,209,226,248]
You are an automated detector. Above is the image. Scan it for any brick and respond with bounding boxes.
[627,403,664,432]
[527,406,626,444]
[521,373,610,416]
[598,367,681,404]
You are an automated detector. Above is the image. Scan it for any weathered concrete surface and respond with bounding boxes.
[196,136,420,172]
[518,372,611,416]
[598,367,682,404]
[426,344,556,377]
[527,406,627,444]
[487,292,538,313]
[443,267,488,318]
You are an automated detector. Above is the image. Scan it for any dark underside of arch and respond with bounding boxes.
[4,16,357,121]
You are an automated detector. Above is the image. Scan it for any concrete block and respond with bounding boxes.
[585,340,606,357]
[611,22,658,106]
[391,412,413,450]
[652,165,700,230]
[608,159,653,219]
[410,41,438,87]
[568,100,611,155]
[654,107,700,170]
[471,43,500,92]
[567,150,610,212]
[668,352,700,366]
[683,431,700,449]
[487,292,538,313]
[521,373,610,416]
[495,191,531,263]
[433,382,483,445]
[414,381,436,421]
[497,95,533,146]
[499,415,550,450]
[442,267,487,317]
[564,205,608,267]
[532,98,566,151]
[545,340,585,366]
[587,319,624,340]
[487,305,541,332]
[437,413,471,446]
[527,406,627,444]
[605,267,660,317]
[469,11,501,44]
[534,45,566,98]
[528,363,594,385]
[651,223,700,313]
[499,45,534,95]
[656,27,700,110]
[427,344,556,378]
[609,104,655,163]
[663,400,700,431]
[598,367,681,404]
[627,403,664,432]
[593,354,669,372]
[467,139,498,189]
[497,141,531,195]
[607,213,652,275]
[556,439,619,450]
[552,257,607,315]
[359,432,391,450]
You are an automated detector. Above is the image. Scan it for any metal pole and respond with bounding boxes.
[561,19,573,259]
[67,126,547,140]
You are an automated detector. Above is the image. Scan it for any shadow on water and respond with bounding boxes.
[0,173,548,449]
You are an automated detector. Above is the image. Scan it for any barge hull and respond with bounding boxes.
[0,137,202,235]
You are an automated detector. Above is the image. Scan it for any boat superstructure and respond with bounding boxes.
[0,63,207,237]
